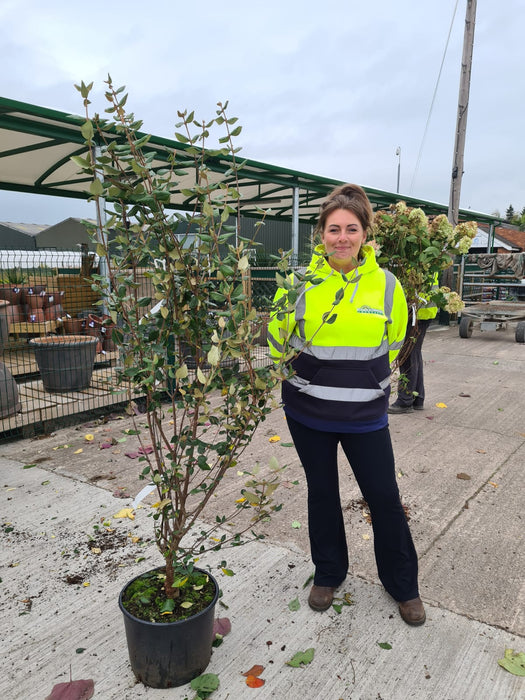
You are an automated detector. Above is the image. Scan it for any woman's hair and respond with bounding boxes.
[315,184,373,237]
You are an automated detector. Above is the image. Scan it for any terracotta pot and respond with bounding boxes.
[5,304,24,324]
[20,285,45,304]
[0,286,22,305]
[27,309,45,324]
[44,304,64,321]
[26,292,47,309]
[62,317,85,335]
[44,291,65,308]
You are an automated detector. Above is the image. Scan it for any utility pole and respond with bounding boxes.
[448,0,477,226]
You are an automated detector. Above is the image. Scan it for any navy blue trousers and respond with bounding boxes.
[286,416,420,602]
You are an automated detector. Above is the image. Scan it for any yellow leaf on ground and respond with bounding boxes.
[435,403,448,409]
[269,435,281,443]
[84,434,94,441]
[74,448,83,454]
[83,582,90,587]
[113,508,135,520]
[362,533,370,540]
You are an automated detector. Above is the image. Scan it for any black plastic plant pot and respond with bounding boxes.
[29,335,98,392]
[119,567,219,689]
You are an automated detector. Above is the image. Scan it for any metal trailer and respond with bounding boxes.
[458,301,525,343]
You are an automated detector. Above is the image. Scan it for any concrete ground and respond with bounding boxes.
[1,324,524,699]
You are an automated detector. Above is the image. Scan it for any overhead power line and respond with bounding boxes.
[409,0,460,196]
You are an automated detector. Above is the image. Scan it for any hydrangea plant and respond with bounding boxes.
[370,201,477,315]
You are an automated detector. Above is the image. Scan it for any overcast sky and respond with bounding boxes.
[1,0,523,224]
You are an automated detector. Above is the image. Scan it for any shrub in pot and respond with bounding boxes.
[73,79,296,689]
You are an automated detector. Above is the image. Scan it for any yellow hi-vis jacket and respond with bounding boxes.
[268,244,407,432]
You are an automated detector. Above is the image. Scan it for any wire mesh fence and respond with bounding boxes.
[0,251,280,441]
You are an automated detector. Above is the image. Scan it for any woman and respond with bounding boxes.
[268,184,425,625]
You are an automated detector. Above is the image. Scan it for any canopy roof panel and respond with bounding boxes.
[0,96,501,226]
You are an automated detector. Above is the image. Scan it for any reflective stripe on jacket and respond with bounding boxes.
[268,244,407,430]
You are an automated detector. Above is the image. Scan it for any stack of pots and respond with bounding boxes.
[0,285,66,325]
[22,287,65,324]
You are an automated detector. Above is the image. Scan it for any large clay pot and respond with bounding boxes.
[29,335,98,392]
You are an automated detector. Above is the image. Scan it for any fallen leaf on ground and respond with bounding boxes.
[242,665,264,678]
[124,452,140,459]
[286,648,315,667]
[268,435,280,443]
[246,676,265,688]
[100,442,113,449]
[435,403,448,409]
[489,481,499,488]
[291,520,301,529]
[45,679,94,700]
[288,597,300,611]
[73,449,83,455]
[84,434,94,442]
[425,415,434,420]
[498,648,525,676]
[476,449,487,454]
[377,641,392,650]
[456,473,471,480]
[212,618,231,637]
[113,508,135,520]
[458,392,471,397]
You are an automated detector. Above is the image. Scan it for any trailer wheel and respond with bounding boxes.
[459,317,473,338]
[516,321,525,343]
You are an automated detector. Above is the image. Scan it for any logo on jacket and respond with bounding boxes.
[357,305,383,316]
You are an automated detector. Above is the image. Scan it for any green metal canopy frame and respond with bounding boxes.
[0,95,501,227]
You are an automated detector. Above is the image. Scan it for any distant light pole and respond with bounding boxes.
[395,147,401,194]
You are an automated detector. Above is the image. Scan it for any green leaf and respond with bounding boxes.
[80,120,94,141]
[280,442,294,447]
[89,178,104,197]
[190,673,220,695]
[288,596,300,612]
[286,648,315,667]
[221,567,234,577]
[160,598,175,613]
[291,520,301,529]
[377,642,392,650]
[498,648,525,676]
[22,464,36,469]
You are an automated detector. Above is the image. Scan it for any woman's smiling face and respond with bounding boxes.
[321,208,367,273]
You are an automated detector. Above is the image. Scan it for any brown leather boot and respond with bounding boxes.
[399,596,426,626]
[308,585,336,612]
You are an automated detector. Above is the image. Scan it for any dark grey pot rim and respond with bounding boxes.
[119,566,219,627]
